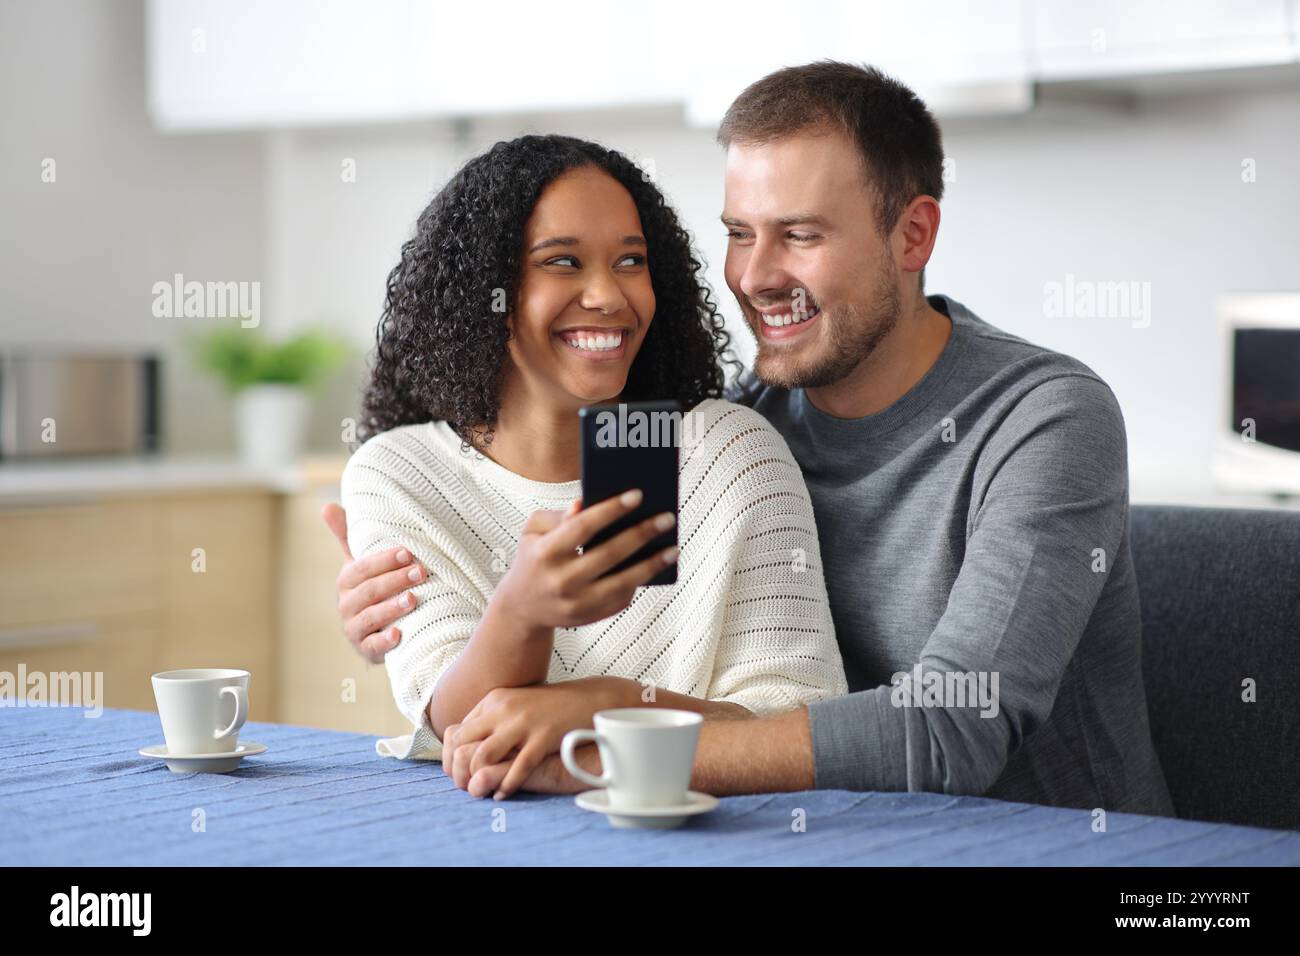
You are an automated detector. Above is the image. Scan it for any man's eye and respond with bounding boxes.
[726,229,751,240]
[789,232,818,243]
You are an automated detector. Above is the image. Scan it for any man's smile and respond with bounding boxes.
[752,302,823,341]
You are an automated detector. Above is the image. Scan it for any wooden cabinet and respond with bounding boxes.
[0,492,276,720]
[0,466,407,737]
[274,458,408,737]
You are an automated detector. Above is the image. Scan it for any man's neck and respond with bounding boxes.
[804,296,953,420]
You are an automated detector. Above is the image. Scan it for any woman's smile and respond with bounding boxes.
[555,325,633,362]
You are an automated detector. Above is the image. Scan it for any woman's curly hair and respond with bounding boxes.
[359,134,737,445]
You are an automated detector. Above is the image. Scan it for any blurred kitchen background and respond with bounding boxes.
[2,0,1299,733]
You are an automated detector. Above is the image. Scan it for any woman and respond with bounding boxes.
[339,134,846,799]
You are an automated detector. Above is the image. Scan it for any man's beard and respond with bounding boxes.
[751,261,902,391]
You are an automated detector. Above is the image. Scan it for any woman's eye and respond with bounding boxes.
[616,254,646,268]
[545,255,579,268]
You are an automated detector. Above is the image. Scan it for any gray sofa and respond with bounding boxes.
[1130,504,1300,831]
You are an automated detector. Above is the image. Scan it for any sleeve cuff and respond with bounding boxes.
[807,688,909,792]
[375,681,445,761]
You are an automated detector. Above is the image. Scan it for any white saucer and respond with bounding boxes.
[575,789,718,829]
[138,741,268,774]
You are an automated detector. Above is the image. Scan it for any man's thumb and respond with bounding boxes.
[321,502,353,560]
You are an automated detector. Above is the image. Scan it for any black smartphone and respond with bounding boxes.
[578,400,680,586]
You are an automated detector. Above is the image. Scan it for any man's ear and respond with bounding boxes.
[897,195,941,280]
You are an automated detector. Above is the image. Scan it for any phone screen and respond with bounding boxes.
[578,400,680,586]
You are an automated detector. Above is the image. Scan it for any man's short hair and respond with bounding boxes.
[718,61,945,291]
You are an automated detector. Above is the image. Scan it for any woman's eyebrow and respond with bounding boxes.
[528,236,579,253]
[527,235,644,253]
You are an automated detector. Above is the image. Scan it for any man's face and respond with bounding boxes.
[722,129,902,390]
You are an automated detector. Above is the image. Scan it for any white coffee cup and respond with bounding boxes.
[151,668,249,756]
[561,708,702,809]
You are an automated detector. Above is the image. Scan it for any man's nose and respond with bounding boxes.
[738,236,793,302]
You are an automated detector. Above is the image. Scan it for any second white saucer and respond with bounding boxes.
[139,741,268,774]
[575,789,718,829]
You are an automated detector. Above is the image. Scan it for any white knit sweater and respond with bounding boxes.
[340,398,848,760]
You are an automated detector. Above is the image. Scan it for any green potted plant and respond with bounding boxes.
[192,327,350,468]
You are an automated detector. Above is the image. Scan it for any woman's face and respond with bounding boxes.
[504,165,655,414]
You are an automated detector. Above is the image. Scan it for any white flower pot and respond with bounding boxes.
[235,384,310,469]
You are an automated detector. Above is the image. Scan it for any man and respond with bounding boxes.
[323,62,1174,816]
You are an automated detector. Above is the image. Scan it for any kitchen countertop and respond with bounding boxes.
[0,454,347,505]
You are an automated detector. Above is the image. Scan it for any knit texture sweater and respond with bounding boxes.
[340,398,849,760]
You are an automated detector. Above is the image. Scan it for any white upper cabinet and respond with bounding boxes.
[1030,0,1297,80]
[683,0,1033,125]
[148,0,688,131]
[147,0,1300,133]
[148,0,422,130]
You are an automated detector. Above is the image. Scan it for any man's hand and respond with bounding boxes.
[441,677,632,798]
[459,748,595,799]
[447,705,817,800]
[322,502,425,664]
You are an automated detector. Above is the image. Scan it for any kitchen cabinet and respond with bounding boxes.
[0,492,276,717]
[274,457,408,737]
[1031,0,1297,80]
[147,0,1300,132]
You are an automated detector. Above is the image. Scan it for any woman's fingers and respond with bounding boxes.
[589,544,679,607]
[449,740,481,791]
[487,743,546,800]
[574,510,675,580]
[467,759,512,799]
[468,727,517,778]
[543,490,643,557]
[521,507,570,537]
[440,723,461,776]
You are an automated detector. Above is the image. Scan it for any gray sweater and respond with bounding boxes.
[730,294,1175,816]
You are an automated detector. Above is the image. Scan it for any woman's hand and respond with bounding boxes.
[490,490,679,635]
[442,676,634,799]
[322,502,424,664]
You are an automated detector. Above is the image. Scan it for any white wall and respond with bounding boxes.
[933,84,1300,498]
[0,0,266,454]
[263,106,746,452]
[266,81,1300,497]
[5,0,1298,497]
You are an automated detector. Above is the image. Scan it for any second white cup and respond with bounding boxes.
[561,708,702,809]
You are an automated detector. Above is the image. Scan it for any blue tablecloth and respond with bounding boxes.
[3,706,1297,866]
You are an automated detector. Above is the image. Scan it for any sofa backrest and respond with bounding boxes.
[1130,504,1300,831]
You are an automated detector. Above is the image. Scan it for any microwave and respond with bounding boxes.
[1214,294,1300,496]
[0,353,161,459]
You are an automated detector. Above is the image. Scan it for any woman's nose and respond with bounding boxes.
[579,272,628,315]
